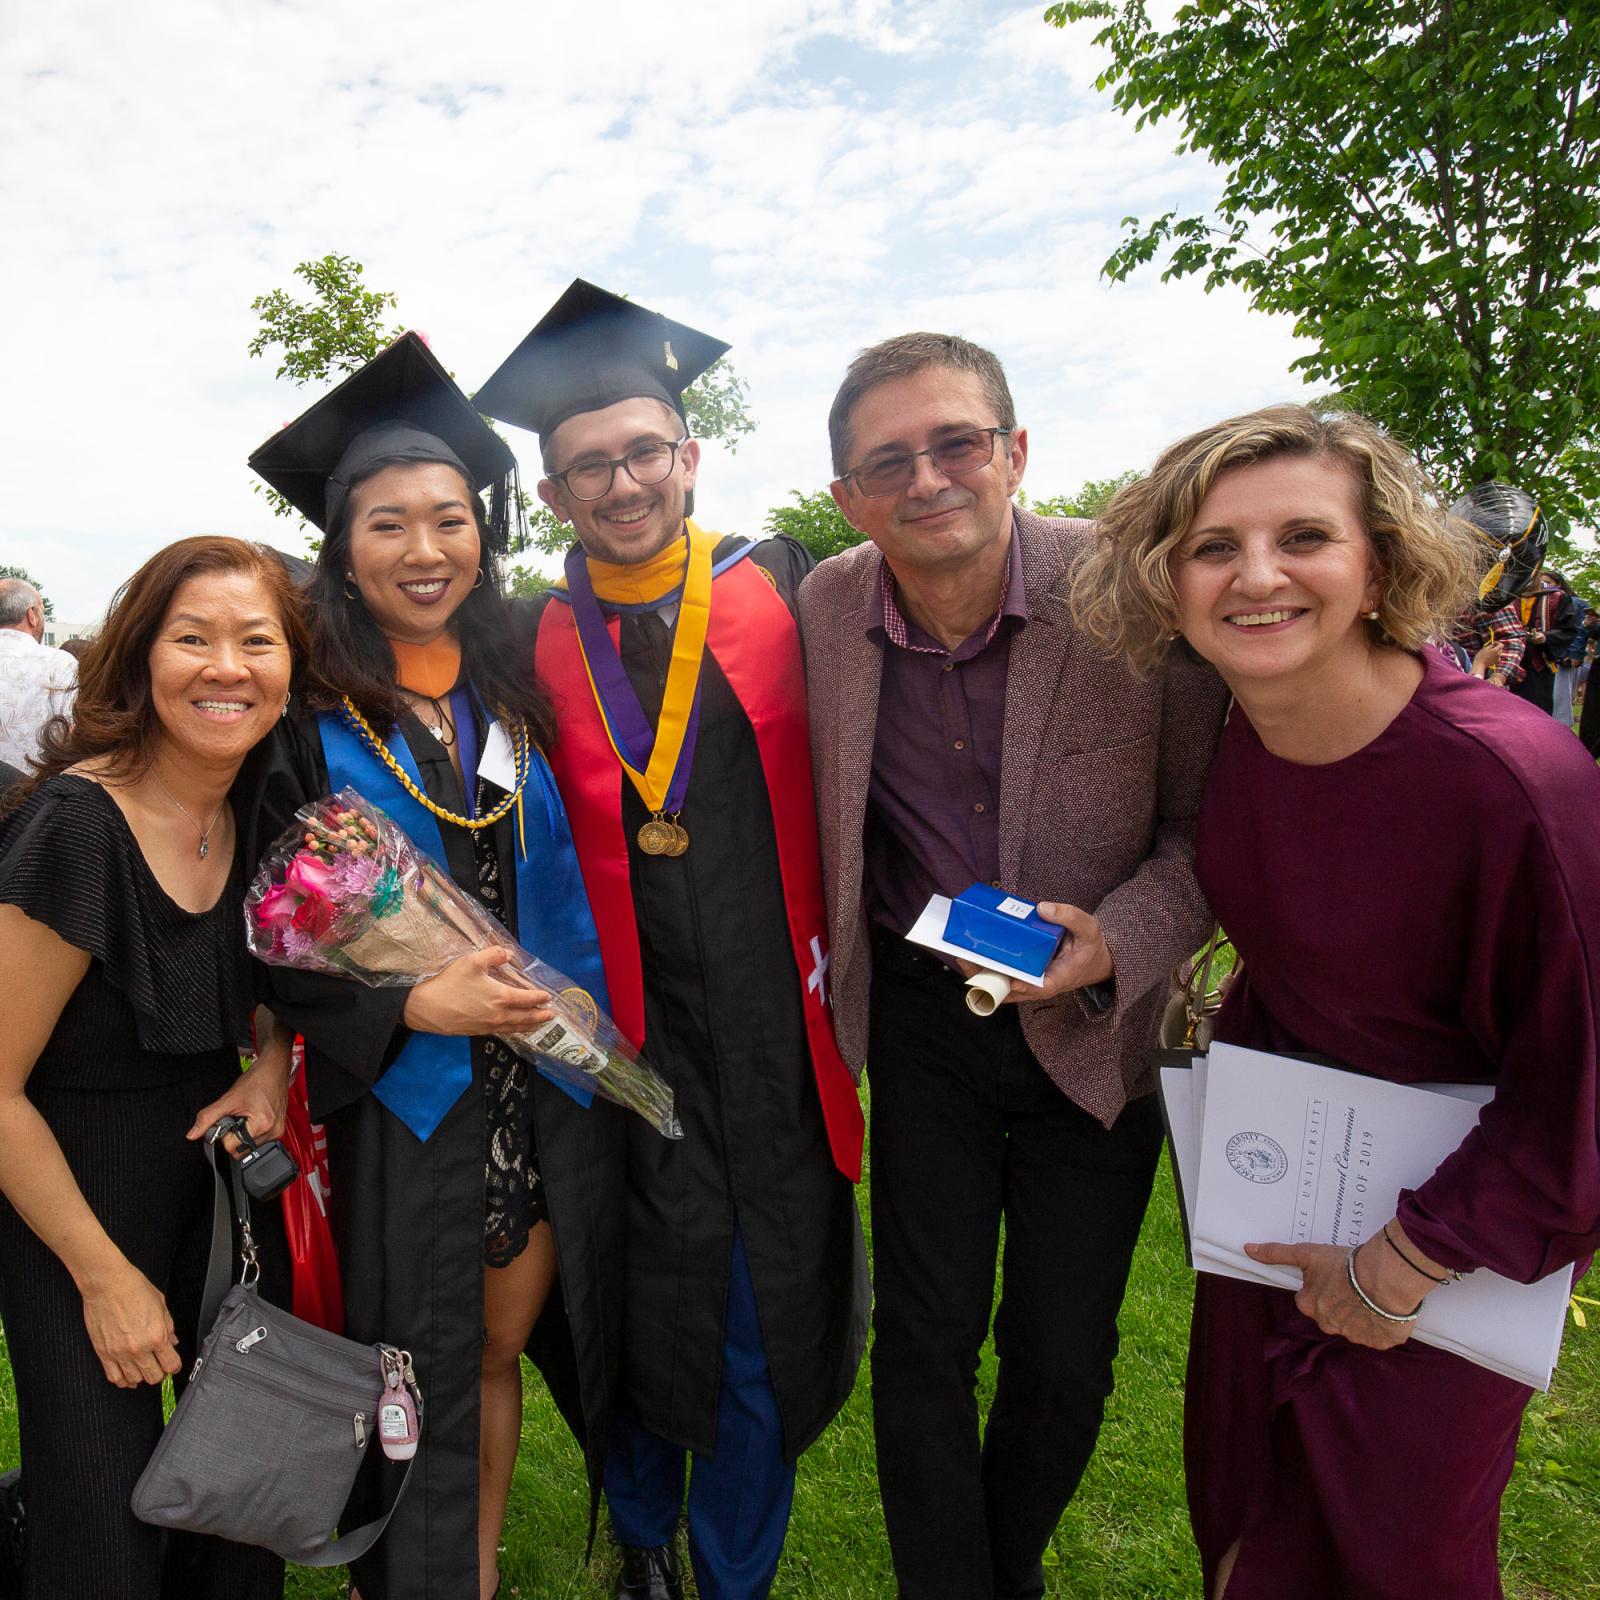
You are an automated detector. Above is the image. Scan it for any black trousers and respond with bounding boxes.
[866,933,1162,1600]
[0,1075,285,1600]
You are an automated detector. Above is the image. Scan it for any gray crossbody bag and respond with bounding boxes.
[131,1139,422,1566]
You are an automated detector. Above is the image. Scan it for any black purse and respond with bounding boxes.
[131,1139,422,1566]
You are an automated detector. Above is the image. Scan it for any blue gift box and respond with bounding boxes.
[942,884,1064,979]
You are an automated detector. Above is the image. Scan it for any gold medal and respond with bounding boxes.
[638,817,674,855]
[664,819,690,857]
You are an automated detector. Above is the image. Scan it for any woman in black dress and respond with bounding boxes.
[241,334,625,1600]
[0,536,304,1599]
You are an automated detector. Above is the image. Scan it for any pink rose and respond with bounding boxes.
[254,882,302,932]
[285,851,338,899]
[291,892,337,942]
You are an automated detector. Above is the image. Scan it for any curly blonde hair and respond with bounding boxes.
[1069,404,1482,676]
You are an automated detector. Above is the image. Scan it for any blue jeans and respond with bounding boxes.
[604,1230,796,1600]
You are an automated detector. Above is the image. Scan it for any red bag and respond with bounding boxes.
[278,1040,345,1333]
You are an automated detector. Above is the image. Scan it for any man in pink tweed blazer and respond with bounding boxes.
[797,332,1226,1600]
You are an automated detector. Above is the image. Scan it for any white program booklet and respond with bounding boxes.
[1160,1042,1573,1389]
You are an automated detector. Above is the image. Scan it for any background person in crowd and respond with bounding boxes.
[0,578,77,771]
[244,333,624,1600]
[58,635,93,662]
[798,332,1226,1600]
[475,281,867,1600]
[1072,404,1600,1600]
[1551,572,1586,726]
[1445,597,1525,687]
[1514,565,1578,717]
[0,536,302,1600]
[1451,484,1576,717]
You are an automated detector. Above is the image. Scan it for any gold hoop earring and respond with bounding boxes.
[344,573,360,602]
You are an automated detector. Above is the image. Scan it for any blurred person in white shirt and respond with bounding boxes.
[0,579,77,771]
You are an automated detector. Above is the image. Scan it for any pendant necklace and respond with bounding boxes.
[150,768,226,859]
[407,691,457,748]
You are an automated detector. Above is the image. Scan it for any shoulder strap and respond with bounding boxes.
[198,1145,418,1569]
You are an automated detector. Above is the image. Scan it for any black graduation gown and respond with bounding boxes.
[532,535,868,1464]
[236,700,626,1600]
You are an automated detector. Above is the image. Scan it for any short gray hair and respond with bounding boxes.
[827,331,1017,478]
[0,578,40,628]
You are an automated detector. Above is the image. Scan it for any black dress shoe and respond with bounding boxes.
[615,1542,684,1600]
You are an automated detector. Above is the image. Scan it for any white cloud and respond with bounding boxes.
[1,0,1308,620]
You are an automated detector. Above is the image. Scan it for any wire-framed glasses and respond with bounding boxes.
[844,427,1013,498]
[548,437,689,502]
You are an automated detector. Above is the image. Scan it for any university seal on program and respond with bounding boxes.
[1226,1131,1288,1185]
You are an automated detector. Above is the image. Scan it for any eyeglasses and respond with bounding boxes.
[843,427,1013,499]
[547,437,688,502]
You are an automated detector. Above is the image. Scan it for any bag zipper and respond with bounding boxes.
[223,1328,382,1401]
[214,1349,377,1425]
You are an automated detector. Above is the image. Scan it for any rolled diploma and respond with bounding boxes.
[964,969,1012,1017]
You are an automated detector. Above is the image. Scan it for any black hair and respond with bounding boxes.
[304,457,556,751]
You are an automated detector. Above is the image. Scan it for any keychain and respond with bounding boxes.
[378,1348,421,1461]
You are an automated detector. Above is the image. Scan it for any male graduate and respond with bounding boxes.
[475,282,868,1600]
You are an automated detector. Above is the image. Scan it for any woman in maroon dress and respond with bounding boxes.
[1072,404,1600,1599]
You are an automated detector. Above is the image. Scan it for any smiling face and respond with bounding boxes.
[1172,452,1382,691]
[830,366,1026,576]
[538,397,699,565]
[344,461,483,643]
[146,569,294,770]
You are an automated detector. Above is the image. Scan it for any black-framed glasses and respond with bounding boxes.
[843,427,1013,499]
[547,437,689,502]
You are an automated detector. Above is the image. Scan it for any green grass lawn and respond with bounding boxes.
[2,1150,1595,1598]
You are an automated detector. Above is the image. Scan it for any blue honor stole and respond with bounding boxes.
[317,704,609,1142]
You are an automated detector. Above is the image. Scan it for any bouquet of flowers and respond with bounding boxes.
[247,787,682,1139]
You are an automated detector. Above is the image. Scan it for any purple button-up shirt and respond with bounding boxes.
[864,522,1027,936]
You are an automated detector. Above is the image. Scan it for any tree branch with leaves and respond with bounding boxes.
[1047,1,1600,538]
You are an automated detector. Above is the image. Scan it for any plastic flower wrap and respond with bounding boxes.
[247,787,682,1139]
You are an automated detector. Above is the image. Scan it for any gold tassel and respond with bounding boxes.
[1478,559,1506,602]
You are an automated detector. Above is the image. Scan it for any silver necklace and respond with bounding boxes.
[150,768,226,859]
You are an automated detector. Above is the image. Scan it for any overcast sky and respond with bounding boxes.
[2,0,1313,623]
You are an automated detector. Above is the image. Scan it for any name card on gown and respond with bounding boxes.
[1160,1042,1574,1390]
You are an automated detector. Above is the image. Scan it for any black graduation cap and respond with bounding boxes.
[1450,482,1546,608]
[248,332,521,546]
[474,279,729,447]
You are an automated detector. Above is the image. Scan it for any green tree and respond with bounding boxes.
[248,252,402,387]
[1020,471,1141,521]
[1046,2,1600,537]
[762,490,862,562]
[0,564,52,620]
[247,254,403,525]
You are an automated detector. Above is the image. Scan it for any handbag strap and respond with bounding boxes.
[197,1142,420,1570]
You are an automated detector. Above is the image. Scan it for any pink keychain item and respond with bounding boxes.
[378,1349,421,1461]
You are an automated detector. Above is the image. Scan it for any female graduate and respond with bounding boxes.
[240,334,624,1600]
[1071,405,1600,1599]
